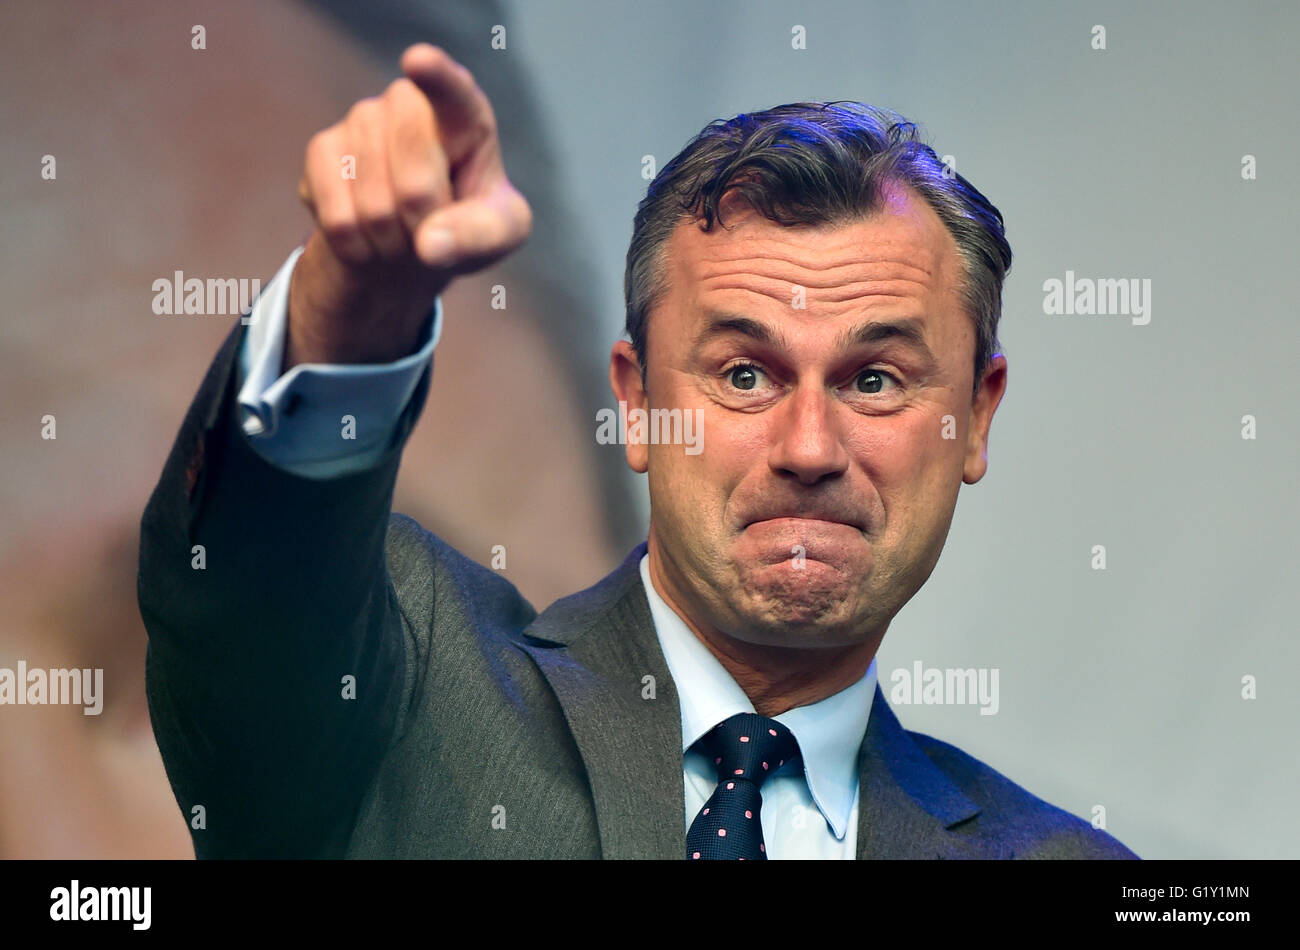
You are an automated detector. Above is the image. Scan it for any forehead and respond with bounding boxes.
[660,184,966,329]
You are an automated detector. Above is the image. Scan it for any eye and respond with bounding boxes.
[855,368,899,394]
[727,363,764,391]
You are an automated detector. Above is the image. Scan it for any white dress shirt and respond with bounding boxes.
[640,555,876,859]
[237,248,878,858]
[236,246,442,479]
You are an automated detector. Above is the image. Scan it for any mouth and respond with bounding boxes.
[745,515,866,533]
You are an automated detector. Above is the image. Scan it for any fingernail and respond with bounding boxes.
[419,228,454,265]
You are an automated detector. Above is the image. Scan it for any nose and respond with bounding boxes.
[766,383,850,485]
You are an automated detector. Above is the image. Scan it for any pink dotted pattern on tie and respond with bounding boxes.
[685,712,800,861]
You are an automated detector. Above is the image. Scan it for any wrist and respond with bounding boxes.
[283,232,446,369]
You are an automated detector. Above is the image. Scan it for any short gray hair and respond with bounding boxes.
[623,101,1012,397]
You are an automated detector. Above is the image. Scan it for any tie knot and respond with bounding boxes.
[701,712,798,787]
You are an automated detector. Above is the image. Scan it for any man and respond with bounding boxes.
[139,44,1138,859]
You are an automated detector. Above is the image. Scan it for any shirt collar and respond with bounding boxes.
[639,554,876,840]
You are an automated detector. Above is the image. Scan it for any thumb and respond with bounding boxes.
[414,182,532,269]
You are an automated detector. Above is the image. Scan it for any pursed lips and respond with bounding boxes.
[744,512,867,532]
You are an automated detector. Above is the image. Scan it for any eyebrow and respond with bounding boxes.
[839,317,935,363]
[697,312,937,365]
[695,315,791,351]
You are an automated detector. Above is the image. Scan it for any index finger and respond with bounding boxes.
[399,44,501,172]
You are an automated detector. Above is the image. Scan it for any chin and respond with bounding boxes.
[730,559,865,642]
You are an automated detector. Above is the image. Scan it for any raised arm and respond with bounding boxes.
[138,44,530,857]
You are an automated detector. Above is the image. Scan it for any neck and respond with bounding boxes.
[693,628,879,718]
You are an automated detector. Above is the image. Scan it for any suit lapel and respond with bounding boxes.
[520,542,983,860]
[519,542,686,859]
[855,684,982,858]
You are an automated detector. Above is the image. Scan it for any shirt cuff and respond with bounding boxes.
[235,246,442,479]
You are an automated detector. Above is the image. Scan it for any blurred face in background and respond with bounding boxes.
[0,0,626,857]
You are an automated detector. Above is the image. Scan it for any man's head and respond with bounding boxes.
[609,101,1011,656]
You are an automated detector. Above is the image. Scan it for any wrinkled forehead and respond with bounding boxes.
[657,193,969,351]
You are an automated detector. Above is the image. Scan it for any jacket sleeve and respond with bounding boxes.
[137,316,433,858]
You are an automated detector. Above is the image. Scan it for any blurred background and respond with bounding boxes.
[0,0,1295,859]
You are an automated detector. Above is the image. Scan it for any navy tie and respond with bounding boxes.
[687,712,799,860]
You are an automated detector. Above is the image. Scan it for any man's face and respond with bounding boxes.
[610,183,1007,651]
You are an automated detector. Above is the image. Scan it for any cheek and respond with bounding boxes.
[847,411,964,522]
[645,444,718,522]
[646,412,758,520]
[844,414,924,478]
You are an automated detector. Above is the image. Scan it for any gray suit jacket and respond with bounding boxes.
[139,321,1138,859]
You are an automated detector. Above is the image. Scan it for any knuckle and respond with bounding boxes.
[353,200,402,237]
[392,165,444,205]
[393,184,435,220]
[346,96,383,128]
[304,129,334,164]
[475,100,498,137]
[318,212,360,245]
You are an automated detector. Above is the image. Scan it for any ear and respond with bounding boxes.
[609,340,649,473]
[962,354,1007,485]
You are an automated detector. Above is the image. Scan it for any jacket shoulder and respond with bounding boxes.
[383,512,538,639]
[378,513,545,743]
[907,729,1140,859]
